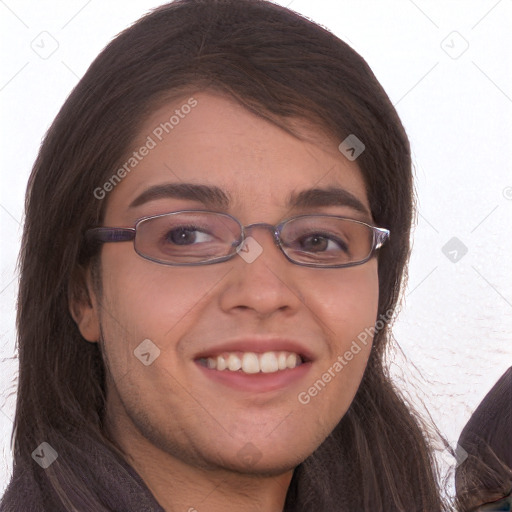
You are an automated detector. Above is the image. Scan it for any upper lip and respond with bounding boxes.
[193,337,316,362]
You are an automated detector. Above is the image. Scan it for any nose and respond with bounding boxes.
[217,223,303,318]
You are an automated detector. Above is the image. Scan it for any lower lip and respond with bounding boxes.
[194,361,313,393]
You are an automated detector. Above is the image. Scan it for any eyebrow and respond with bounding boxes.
[289,186,370,216]
[129,183,230,209]
[129,182,370,216]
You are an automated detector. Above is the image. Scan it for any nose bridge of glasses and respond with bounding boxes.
[242,222,281,246]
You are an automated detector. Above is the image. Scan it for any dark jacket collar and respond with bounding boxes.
[0,430,166,512]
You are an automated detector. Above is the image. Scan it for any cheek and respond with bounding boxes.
[310,262,380,346]
[297,263,379,426]
[97,247,226,374]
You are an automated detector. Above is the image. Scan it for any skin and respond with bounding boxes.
[71,91,380,511]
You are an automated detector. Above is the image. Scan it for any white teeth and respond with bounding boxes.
[241,353,260,374]
[227,354,242,371]
[201,351,303,374]
[277,352,288,370]
[217,355,227,371]
[260,352,279,373]
[286,353,299,368]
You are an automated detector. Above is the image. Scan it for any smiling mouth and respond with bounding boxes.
[196,350,306,375]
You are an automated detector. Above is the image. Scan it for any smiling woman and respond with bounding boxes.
[1,0,449,511]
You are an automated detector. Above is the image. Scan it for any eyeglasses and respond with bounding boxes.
[85,210,390,268]
[475,491,512,512]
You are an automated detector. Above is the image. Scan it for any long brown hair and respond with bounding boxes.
[2,0,447,510]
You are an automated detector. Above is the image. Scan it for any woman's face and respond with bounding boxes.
[76,91,380,475]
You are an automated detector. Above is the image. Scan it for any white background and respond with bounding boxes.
[1,0,511,500]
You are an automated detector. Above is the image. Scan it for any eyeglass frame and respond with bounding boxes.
[85,209,390,269]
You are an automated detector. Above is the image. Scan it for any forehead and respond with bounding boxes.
[104,91,370,221]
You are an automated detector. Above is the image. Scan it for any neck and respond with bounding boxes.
[104,399,293,512]
[131,454,292,512]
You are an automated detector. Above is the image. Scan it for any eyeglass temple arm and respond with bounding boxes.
[85,227,136,244]
[374,227,390,250]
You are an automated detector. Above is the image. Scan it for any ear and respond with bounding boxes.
[68,264,101,343]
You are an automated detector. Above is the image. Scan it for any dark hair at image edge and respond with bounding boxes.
[454,367,512,511]
[2,0,449,510]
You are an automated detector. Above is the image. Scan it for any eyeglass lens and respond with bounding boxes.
[134,211,375,266]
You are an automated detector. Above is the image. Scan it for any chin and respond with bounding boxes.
[215,450,307,478]
[202,434,319,477]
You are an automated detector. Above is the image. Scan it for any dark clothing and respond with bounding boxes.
[457,366,512,469]
[0,432,166,512]
[455,367,512,508]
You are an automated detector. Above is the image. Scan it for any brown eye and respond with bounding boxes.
[164,226,213,245]
[294,232,349,253]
